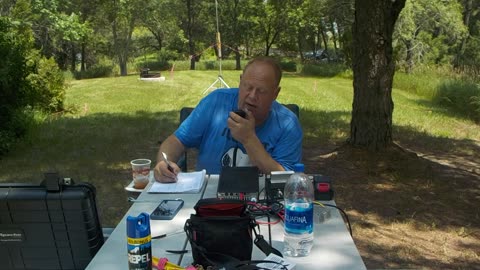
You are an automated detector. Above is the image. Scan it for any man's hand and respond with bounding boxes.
[153,160,180,183]
[228,109,256,144]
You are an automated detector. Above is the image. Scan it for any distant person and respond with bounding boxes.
[154,56,302,182]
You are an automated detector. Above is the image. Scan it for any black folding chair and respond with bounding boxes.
[177,107,194,171]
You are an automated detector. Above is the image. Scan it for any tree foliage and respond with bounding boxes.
[216,0,249,69]
[2,0,479,74]
[456,0,480,70]
[140,0,183,52]
[0,17,32,122]
[9,0,91,70]
[394,0,467,73]
[0,16,66,155]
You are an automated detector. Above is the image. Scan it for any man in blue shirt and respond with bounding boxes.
[154,57,302,182]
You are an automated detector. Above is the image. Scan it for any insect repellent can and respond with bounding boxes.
[127,212,152,270]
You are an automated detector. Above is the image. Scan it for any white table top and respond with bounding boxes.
[86,175,210,269]
[87,174,366,270]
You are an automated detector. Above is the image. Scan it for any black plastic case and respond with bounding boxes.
[0,173,104,269]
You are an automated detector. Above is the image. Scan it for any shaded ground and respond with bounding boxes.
[52,136,480,269]
[0,109,478,269]
[303,141,480,270]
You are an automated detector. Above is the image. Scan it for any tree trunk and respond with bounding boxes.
[320,23,328,56]
[264,26,279,56]
[330,19,338,54]
[70,43,76,72]
[297,32,304,61]
[234,48,241,70]
[265,47,270,56]
[148,28,163,51]
[245,32,251,57]
[119,53,128,76]
[404,39,414,73]
[456,0,473,66]
[186,0,196,70]
[316,28,322,51]
[81,41,86,72]
[189,38,196,70]
[349,0,406,151]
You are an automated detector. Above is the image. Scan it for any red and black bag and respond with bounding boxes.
[184,198,282,269]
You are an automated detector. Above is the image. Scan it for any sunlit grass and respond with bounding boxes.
[394,67,480,124]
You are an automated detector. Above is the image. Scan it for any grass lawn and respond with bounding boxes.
[1,70,479,269]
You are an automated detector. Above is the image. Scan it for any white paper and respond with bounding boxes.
[148,170,206,193]
[257,254,296,270]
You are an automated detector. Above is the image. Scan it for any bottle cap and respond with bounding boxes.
[293,163,304,173]
[126,212,151,238]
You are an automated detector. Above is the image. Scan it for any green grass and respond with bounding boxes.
[394,67,480,123]
[0,70,479,227]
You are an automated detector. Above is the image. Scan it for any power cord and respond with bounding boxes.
[247,200,353,240]
[314,201,352,237]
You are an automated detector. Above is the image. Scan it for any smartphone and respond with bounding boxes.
[150,199,184,220]
[233,109,246,118]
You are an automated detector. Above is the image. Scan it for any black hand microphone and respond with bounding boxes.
[233,109,246,118]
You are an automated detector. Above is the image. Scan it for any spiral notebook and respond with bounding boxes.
[148,169,206,193]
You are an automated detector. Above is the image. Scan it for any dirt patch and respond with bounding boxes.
[303,142,480,269]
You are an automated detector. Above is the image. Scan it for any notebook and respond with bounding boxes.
[148,170,206,193]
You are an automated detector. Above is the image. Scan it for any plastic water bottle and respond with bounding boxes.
[127,213,152,270]
[283,163,314,257]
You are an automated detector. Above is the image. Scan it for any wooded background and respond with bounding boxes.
[1,0,477,74]
[1,0,479,154]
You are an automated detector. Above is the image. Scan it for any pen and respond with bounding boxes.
[162,152,177,180]
[151,229,184,240]
[166,162,175,174]
[152,234,166,239]
[166,249,188,254]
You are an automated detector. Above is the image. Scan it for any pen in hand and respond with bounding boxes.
[162,152,177,180]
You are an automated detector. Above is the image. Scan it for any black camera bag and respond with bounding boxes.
[184,198,283,269]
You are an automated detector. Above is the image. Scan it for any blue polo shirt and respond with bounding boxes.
[175,88,302,174]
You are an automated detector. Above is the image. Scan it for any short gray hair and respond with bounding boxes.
[243,57,282,87]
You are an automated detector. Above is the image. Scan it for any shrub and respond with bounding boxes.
[434,79,480,122]
[300,63,349,77]
[393,71,440,99]
[393,65,455,99]
[63,70,74,80]
[470,95,480,121]
[170,60,191,71]
[187,60,234,71]
[135,50,186,72]
[0,17,67,155]
[136,60,170,72]
[26,56,66,112]
[393,66,480,122]
[0,17,32,155]
[279,60,297,72]
[0,130,15,156]
[167,60,245,71]
[73,64,114,79]
[0,108,35,156]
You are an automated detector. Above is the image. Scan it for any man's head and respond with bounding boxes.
[238,57,282,125]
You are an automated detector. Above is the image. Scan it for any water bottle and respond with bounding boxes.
[283,163,314,257]
[127,213,152,270]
